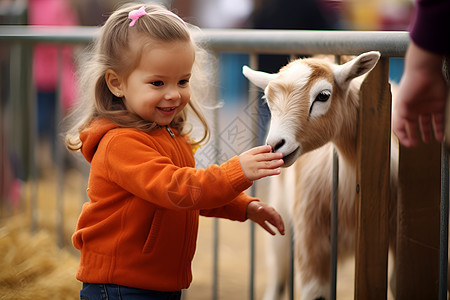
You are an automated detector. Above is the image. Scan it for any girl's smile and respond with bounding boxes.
[157,106,178,115]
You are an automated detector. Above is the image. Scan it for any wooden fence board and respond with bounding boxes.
[395,142,441,299]
[355,57,391,299]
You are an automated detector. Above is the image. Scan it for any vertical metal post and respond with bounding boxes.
[212,218,219,300]
[288,226,295,300]
[439,143,449,300]
[330,55,340,300]
[330,148,339,300]
[55,45,65,248]
[440,57,450,300]
[248,52,259,300]
[287,54,297,300]
[212,51,220,300]
[10,42,37,228]
[249,216,256,300]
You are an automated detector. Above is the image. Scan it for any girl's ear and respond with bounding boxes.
[105,69,124,96]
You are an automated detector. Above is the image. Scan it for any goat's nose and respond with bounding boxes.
[272,139,285,153]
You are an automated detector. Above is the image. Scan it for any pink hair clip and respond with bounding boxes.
[129,6,147,27]
[128,6,187,28]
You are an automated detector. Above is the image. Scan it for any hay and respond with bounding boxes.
[0,214,81,300]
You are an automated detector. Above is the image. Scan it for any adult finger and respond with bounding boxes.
[394,119,414,147]
[405,121,420,147]
[419,114,433,143]
[432,112,445,142]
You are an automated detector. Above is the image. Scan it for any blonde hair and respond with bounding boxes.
[64,3,210,152]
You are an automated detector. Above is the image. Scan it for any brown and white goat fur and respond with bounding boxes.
[243,52,397,300]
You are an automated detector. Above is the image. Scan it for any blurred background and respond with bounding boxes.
[1,0,411,299]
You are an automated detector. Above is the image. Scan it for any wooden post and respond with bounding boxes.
[355,57,391,299]
[395,142,441,299]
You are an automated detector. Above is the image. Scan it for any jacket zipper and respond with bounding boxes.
[165,126,175,138]
[165,125,183,163]
[164,124,194,287]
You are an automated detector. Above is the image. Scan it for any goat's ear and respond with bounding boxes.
[242,65,277,90]
[334,51,381,86]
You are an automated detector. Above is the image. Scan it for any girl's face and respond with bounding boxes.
[120,40,195,126]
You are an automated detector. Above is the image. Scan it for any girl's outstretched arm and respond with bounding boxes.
[238,145,283,181]
[246,201,285,235]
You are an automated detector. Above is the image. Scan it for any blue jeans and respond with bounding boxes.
[80,283,182,300]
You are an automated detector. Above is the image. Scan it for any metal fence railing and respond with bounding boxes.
[1,26,448,300]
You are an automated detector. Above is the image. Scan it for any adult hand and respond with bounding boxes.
[393,41,448,147]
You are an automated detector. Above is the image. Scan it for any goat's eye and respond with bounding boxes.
[309,90,332,116]
[315,91,330,102]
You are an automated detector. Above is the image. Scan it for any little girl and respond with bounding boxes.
[65,3,284,299]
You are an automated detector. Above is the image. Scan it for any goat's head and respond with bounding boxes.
[243,51,380,167]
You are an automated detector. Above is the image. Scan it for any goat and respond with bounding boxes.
[243,52,398,300]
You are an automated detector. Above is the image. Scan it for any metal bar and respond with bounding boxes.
[29,69,38,233]
[196,30,409,57]
[288,53,296,300]
[249,218,256,300]
[439,143,449,300]
[212,51,220,300]
[55,46,65,248]
[0,27,409,57]
[288,226,295,300]
[330,148,339,300]
[248,52,259,300]
[0,25,100,44]
[330,55,341,300]
[17,42,39,233]
[212,218,219,300]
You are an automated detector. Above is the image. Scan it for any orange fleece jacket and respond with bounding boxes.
[73,118,258,291]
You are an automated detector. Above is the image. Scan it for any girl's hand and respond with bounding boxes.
[247,201,285,235]
[238,145,283,181]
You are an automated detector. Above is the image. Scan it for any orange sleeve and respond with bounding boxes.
[104,131,254,211]
[200,193,259,221]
